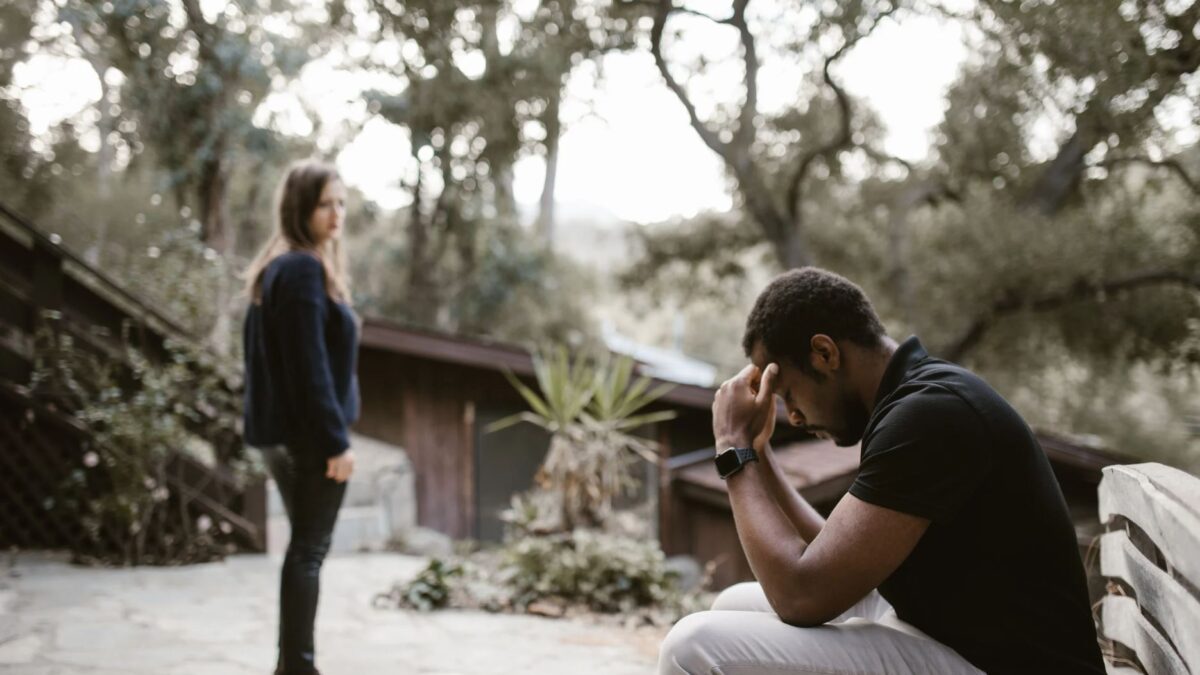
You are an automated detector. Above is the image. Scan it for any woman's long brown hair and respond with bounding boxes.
[243,161,351,305]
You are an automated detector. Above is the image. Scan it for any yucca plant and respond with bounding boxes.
[488,347,676,531]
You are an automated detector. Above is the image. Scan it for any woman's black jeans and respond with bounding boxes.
[261,445,347,675]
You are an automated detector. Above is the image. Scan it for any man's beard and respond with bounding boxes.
[831,388,870,447]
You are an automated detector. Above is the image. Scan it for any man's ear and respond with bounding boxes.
[809,334,841,373]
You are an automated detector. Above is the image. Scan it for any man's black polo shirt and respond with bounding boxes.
[848,337,1105,674]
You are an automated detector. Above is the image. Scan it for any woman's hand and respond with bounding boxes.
[326,449,355,483]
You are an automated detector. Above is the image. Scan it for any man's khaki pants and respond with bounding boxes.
[658,582,984,674]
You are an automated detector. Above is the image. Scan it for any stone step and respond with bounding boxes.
[267,504,391,555]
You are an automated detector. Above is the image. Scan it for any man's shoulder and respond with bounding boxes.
[866,369,991,451]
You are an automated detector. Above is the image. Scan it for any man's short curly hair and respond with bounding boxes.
[742,267,887,375]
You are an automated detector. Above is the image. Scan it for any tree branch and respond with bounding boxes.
[621,0,733,24]
[1024,6,1199,215]
[945,270,1200,361]
[650,0,728,157]
[785,5,898,221]
[180,0,222,69]
[649,0,795,261]
[1096,156,1199,195]
[862,145,915,174]
[730,0,758,150]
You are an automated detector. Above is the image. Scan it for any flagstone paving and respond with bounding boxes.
[0,551,665,674]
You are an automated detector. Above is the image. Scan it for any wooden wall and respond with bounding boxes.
[355,344,719,541]
[355,347,532,538]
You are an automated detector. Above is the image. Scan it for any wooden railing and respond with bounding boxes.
[0,201,265,556]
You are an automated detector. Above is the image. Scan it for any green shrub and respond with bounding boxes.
[31,318,251,565]
[499,529,680,614]
[375,559,465,612]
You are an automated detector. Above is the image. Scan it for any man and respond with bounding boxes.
[659,268,1105,674]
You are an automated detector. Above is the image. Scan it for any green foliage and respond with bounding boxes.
[493,345,598,433]
[588,355,678,433]
[119,221,246,349]
[498,529,680,614]
[355,0,649,328]
[31,318,249,565]
[375,531,706,624]
[349,218,599,346]
[488,349,675,531]
[0,0,58,218]
[50,0,324,235]
[377,559,464,612]
[621,212,772,307]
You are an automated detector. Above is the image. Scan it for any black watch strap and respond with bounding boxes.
[715,446,759,480]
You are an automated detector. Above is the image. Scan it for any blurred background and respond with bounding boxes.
[2,0,1197,470]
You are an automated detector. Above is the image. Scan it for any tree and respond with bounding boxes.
[47,0,336,349]
[971,0,1200,215]
[360,0,646,327]
[0,0,58,218]
[648,0,906,269]
[627,1,1199,465]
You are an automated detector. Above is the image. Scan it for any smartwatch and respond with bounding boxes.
[715,446,759,480]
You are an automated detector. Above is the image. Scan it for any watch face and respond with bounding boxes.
[715,448,742,477]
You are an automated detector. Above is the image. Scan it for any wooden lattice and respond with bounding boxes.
[0,203,265,564]
[0,383,265,562]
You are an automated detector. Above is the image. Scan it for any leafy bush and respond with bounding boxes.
[488,349,676,531]
[375,559,465,612]
[31,318,252,565]
[499,529,680,614]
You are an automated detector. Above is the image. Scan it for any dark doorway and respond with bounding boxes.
[474,408,552,542]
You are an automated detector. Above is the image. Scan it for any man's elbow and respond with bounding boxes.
[776,599,834,627]
[770,582,846,627]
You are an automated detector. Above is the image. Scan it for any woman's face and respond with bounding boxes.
[309,179,347,245]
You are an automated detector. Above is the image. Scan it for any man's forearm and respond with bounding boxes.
[725,460,810,616]
[760,444,826,542]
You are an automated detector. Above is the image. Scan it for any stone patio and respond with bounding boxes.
[0,551,665,674]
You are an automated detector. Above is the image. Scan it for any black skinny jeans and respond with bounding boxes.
[262,445,347,675]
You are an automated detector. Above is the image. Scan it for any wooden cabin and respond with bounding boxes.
[352,317,716,541]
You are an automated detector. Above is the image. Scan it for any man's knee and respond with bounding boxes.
[710,582,767,611]
[659,612,722,674]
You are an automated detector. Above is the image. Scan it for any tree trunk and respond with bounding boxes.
[778,227,810,270]
[1024,23,1199,215]
[537,88,561,246]
[1025,125,1096,216]
[198,153,234,354]
[406,163,438,326]
[67,14,113,265]
[198,154,231,256]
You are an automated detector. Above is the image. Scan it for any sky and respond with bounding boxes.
[15,6,971,225]
[342,12,971,224]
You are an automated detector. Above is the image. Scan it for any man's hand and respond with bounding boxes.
[713,363,779,453]
[326,449,355,483]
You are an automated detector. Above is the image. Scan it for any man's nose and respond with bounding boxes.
[788,409,805,427]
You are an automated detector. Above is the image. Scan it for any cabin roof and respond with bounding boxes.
[360,316,716,410]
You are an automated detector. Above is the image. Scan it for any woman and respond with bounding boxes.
[243,160,359,675]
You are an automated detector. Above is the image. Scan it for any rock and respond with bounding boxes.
[397,527,454,558]
[526,599,566,618]
[664,555,703,592]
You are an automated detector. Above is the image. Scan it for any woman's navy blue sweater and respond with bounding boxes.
[243,251,360,460]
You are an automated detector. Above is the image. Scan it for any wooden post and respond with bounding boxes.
[658,422,674,554]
